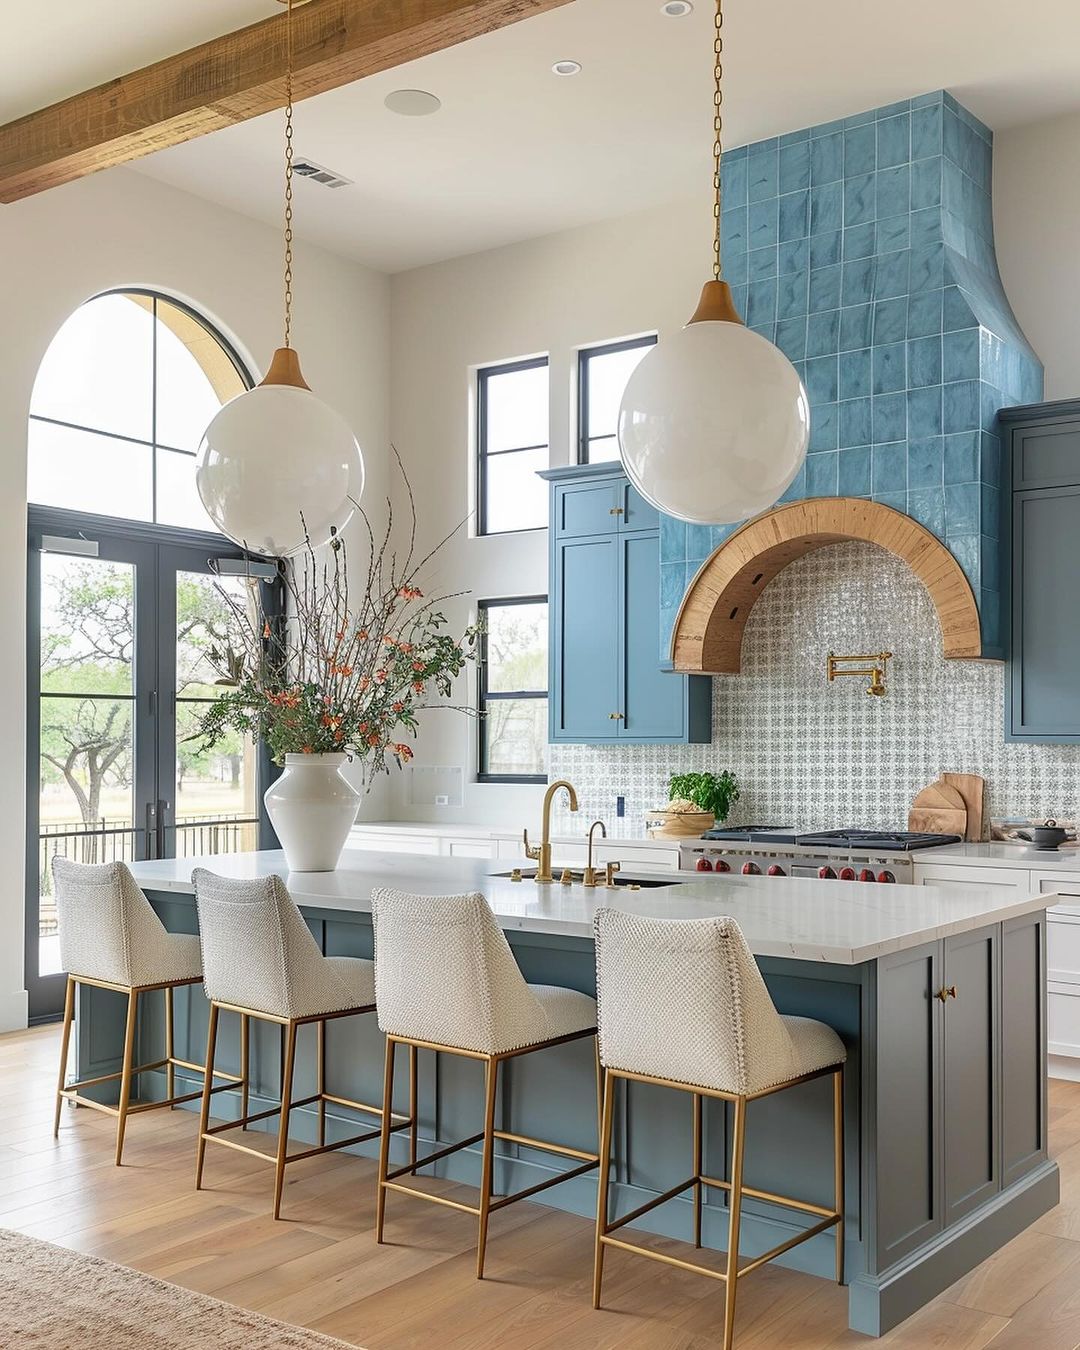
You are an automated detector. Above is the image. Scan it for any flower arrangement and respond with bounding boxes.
[196,454,477,778]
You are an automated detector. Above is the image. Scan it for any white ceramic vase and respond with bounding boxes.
[263,753,361,872]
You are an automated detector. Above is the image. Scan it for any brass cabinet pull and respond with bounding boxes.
[608,712,624,720]
[609,506,624,515]
[936,985,958,1002]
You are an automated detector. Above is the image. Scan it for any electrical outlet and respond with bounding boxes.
[434,794,449,807]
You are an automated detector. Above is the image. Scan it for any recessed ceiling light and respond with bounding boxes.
[384,89,442,117]
[660,1,694,14]
[551,60,582,76]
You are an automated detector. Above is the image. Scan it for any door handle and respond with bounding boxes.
[935,985,957,1002]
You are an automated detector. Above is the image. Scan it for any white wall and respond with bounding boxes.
[995,108,1080,402]
[0,166,390,1030]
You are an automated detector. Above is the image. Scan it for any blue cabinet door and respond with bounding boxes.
[550,534,620,741]
[553,479,621,538]
[620,533,685,739]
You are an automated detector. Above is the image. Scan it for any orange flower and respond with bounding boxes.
[358,628,368,640]
[394,743,414,762]
[398,641,413,655]
[359,721,369,734]
[367,732,380,747]
[412,681,424,694]
[412,660,424,672]
[382,634,396,646]
[392,701,404,713]
[359,675,370,691]
[301,745,313,754]
[374,669,387,684]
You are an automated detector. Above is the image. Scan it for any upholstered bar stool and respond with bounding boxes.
[193,868,411,1219]
[371,887,601,1278]
[592,908,846,1350]
[51,857,220,1166]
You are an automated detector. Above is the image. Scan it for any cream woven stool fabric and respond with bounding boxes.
[370,887,596,1054]
[192,869,373,1018]
[52,858,201,987]
[594,907,845,1093]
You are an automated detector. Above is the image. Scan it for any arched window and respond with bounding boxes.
[28,290,250,533]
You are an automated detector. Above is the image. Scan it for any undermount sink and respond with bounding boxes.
[495,869,681,889]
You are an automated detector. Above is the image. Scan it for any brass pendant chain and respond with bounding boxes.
[711,0,724,281]
[283,0,295,348]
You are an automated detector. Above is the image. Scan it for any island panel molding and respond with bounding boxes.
[671,496,982,674]
[0,0,571,203]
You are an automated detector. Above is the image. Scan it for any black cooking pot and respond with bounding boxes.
[1018,819,1069,850]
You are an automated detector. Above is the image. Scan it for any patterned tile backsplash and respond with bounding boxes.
[549,542,1080,832]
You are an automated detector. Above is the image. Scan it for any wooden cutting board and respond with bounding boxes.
[908,779,968,837]
[942,772,986,842]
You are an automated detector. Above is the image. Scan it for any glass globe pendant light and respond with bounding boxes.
[617,0,809,525]
[196,0,364,556]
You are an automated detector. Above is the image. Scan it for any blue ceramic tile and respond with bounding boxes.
[947,534,979,589]
[746,278,778,326]
[944,431,980,483]
[909,241,945,293]
[809,402,839,451]
[807,309,841,357]
[872,297,907,344]
[980,432,1002,485]
[840,347,872,399]
[838,445,872,495]
[876,99,911,121]
[810,229,842,270]
[844,108,876,128]
[943,379,980,433]
[660,514,687,563]
[908,385,942,438]
[911,158,942,210]
[911,103,943,160]
[722,155,748,209]
[813,116,847,139]
[747,146,778,202]
[981,536,1001,594]
[747,245,778,281]
[876,164,911,220]
[908,335,942,388]
[840,397,872,448]
[908,289,943,337]
[844,123,876,177]
[877,214,911,253]
[873,341,906,394]
[810,182,843,233]
[806,451,839,496]
[911,91,944,110]
[779,464,807,503]
[874,490,908,514]
[872,443,907,493]
[722,249,748,288]
[872,392,907,444]
[877,113,911,168]
[748,198,779,249]
[843,221,876,260]
[779,128,810,146]
[660,562,685,609]
[981,483,1000,538]
[749,319,777,344]
[685,523,713,563]
[945,482,979,533]
[775,316,807,362]
[874,249,910,300]
[811,131,844,185]
[809,264,842,312]
[844,172,876,226]
[908,436,944,488]
[730,284,748,318]
[776,269,809,319]
[779,140,812,194]
[839,303,873,351]
[907,486,945,536]
[723,206,748,254]
[909,206,940,250]
[842,258,875,307]
[778,237,810,276]
[943,327,981,382]
[805,355,839,404]
[778,190,809,242]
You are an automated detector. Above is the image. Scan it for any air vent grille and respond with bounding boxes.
[292,158,353,189]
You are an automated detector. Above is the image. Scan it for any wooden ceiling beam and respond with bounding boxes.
[0,0,572,204]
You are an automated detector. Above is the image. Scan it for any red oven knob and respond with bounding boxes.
[858,868,875,882]
[877,869,895,883]
[695,857,713,871]
[714,859,731,873]
[741,862,760,875]
[767,864,785,876]
[818,866,836,879]
[838,866,856,881]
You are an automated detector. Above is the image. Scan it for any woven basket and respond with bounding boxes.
[645,809,715,839]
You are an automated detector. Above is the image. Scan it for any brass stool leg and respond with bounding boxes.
[476,1056,499,1279]
[165,985,175,1106]
[408,1043,418,1170]
[692,1091,703,1248]
[114,989,139,1166]
[722,1097,747,1350]
[834,1067,845,1284]
[592,1070,616,1309]
[53,976,76,1138]
[273,1020,298,1220]
[195,1002,220,1189]
[375,1036,397,1243]
[240,1013,250,1126]
[317,1019,327,1148]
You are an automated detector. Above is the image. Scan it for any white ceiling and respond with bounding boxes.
[6,0,1080,273]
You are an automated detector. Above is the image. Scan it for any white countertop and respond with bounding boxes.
[917,842,1080,871]
[351,820,684,848]
[127,847,1058,967]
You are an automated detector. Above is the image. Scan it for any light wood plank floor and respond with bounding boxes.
[3,1024,1080,1348]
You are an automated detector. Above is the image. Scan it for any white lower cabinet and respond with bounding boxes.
[911,863,1035,896]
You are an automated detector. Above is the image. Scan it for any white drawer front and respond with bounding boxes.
[1049,912,1080,987]
[349,832,440,855]
[446,840,495,859]
[1049,987,1080,1060]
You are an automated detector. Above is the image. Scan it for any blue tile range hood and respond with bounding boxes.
[658,91,1042,661]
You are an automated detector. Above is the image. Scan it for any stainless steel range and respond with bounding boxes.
[678,826,962,885]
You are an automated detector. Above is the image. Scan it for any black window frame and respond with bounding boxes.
[476,356,550,537]
[477,595,548,785]
[577,334,658,465]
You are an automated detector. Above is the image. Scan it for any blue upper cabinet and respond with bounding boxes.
[1003,399,1080,742]
[542,465,711,745]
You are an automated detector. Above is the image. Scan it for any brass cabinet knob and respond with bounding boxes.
[608,712,624,720]
[935,985,958,1002]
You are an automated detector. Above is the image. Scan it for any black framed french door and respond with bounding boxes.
[26,507,279,1021]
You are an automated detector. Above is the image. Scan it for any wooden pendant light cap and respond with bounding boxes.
[260,347,311,390]
[687,280,744,326]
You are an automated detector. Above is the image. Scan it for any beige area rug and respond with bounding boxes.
[0,1228,360,1349]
